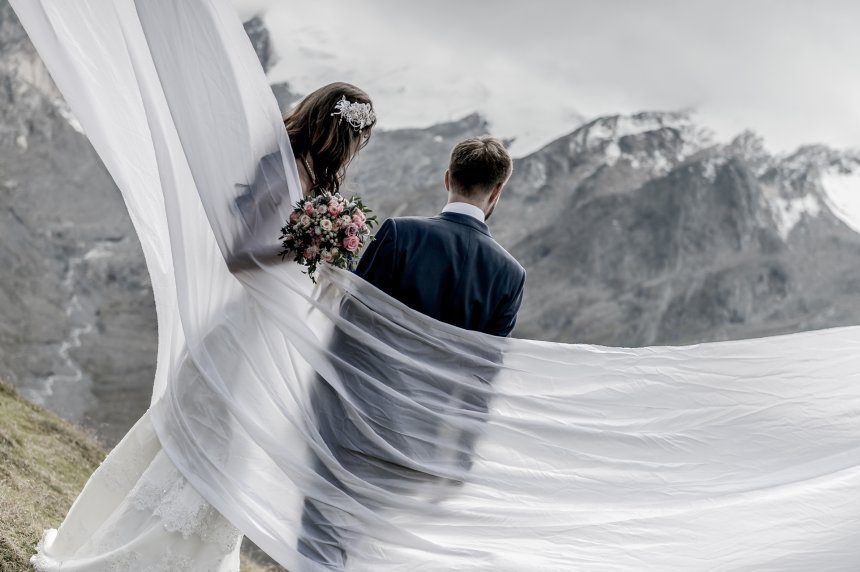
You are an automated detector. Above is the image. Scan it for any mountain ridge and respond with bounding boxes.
[348,108,860,346]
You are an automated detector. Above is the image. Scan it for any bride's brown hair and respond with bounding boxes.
[283,82,376,194]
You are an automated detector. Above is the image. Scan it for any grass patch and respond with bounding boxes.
[0,380,104,571]
[0,380,280,571]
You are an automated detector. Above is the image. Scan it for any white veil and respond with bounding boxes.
[11,1,860,570]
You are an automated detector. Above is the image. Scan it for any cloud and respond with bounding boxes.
[255,0,860,156]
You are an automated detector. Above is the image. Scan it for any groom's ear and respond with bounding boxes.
[489,181,504,203]
[443,169,451,193]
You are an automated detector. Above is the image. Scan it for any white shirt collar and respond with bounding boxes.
[442,201,486,223]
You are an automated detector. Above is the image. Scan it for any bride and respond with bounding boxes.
[14,0,860,570]
[29,79,376,571]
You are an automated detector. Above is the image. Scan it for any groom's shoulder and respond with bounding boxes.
[494,242,526,282]
[499,241,526,272]
[386,214,483,237]
[388,215,525,277]
[388,215,440,225]
[382,215,444,235]
[386,214,435,227]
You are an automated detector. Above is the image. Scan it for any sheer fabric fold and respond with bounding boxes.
[11,0,860,570]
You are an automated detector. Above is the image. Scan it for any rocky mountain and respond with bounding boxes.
[1,6,860,450]
[349,112,860,346]
[0,1,156,445]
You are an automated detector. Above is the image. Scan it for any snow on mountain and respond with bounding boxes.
[757,145,860,238]
[768,194,822,240]
[562,111,715,173]
[821,167,860,234]
[726,130,774,176]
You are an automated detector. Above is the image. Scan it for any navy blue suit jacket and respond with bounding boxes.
[354,211,526,337]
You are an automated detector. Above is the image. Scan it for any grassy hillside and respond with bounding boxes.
[0,381,104,571]
[0,380,277,571]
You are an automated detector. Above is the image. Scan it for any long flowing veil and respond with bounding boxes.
[10,0,860,570]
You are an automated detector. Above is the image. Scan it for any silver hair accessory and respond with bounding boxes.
[331,95,376,131]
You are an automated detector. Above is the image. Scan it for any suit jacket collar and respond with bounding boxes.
[436,211,492,237]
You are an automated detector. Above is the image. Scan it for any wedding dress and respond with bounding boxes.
[30,410,243,571]
[12,0,860,571]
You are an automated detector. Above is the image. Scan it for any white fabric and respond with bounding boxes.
[442,201,486,222]
[30,411,242,571]
[11,1,860,571]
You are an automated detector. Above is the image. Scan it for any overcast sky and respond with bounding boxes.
[231,0,860,157]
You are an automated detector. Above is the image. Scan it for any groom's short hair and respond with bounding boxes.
[449,136,513,197]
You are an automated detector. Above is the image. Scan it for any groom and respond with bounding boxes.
[298,135,525,567]
[355,134,525,335]
[355,134,526,470]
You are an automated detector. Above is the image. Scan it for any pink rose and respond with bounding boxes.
[303,202,314,215]
[320,219,333,232]
[346,223,359,237]
[303,245,320,260]
[342,235,360,252]
[352,210,366,224]
[299,214,311,227]
[321,250,333,263]
[328,203,343,217]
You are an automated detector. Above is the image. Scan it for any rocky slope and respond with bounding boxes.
[0,1,156,445]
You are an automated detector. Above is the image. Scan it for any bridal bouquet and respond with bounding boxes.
[278,191,377,282]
